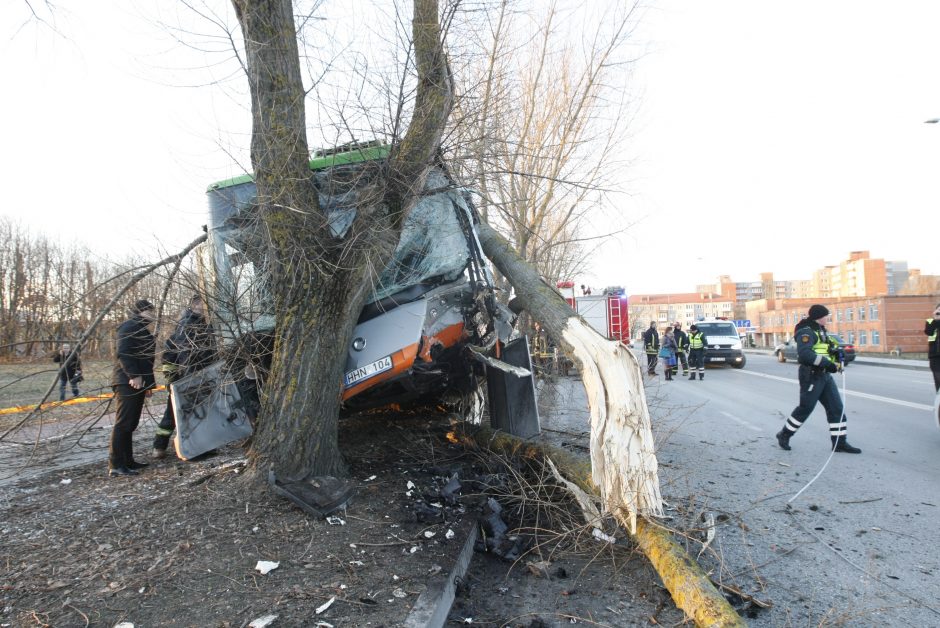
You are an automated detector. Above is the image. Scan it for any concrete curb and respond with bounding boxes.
[403,515,479,628]
[745,349,930,372]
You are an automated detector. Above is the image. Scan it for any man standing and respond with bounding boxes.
[153,295,217,459]
[52,343,82,400]
[109,299,157,477]
[672,321,689,377]
[687,324,707,380]
[926,303,940,392]
[642,322,659,376]
[775,304,861,454]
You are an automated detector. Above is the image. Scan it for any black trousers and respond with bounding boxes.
[673,351,688,373]
[688,349,705,371]
[783,367,846,441]
[110,384,147,467]
[646,353,658,373]
[930,356,940,392]
[153,375,180,451]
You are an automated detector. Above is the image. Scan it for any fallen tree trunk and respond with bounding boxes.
[475,222,746,626]
[460,425,747,627]
[476,222,662,531]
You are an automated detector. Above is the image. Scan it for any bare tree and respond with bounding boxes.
[449,0,640,286]
[229,0,453,479]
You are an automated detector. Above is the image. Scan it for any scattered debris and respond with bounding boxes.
[268,471,356,518]
[255,560,280,574]
[315,597,335,615]
[59,478,72,485]
[592,528,616,544]
[248,614,278,628]
[526,560,552,578]
[326,516,346,526]
[699,512,717,558]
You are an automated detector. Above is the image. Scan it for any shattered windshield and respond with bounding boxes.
[369,169,473,302]
[204,164,475,337]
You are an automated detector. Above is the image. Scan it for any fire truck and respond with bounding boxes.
[556,281,629,341]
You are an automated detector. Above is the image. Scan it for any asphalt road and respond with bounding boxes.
[643,352,940,626]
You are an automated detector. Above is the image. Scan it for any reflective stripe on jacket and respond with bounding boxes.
[689,332,705,349]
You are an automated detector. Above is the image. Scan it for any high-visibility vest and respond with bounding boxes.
[928,318,937,343]
[689,332,705,349]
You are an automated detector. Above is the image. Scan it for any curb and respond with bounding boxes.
[403,515,479,628]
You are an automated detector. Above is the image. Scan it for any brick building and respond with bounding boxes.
[746,295,938,354]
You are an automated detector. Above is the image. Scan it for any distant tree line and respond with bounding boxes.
[0,217,197,361]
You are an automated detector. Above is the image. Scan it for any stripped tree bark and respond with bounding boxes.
[476,222,662,532]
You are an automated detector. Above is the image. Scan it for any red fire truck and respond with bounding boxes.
[556,281,629,342]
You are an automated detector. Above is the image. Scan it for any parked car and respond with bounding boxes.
[774,333,856,365]
[695,320,746,369]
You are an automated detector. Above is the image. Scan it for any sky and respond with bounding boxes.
[3,1,940,294]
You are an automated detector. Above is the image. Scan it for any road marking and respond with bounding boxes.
[735,369,933,411]
[720,410,762,432]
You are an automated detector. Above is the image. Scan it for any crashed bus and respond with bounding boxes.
[170,143,539,459]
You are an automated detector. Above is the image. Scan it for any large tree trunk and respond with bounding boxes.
[476,222,662,532]
[233,0,452,479]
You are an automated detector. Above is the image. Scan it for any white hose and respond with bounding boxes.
[787,362,846,504]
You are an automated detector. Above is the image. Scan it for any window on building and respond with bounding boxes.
[869,303,878,320]
[836,309,842,322]
[846,309,854,322]
[872,330,880,345]
[858,330,867,346]
[847,331,855,344]
[858,307,866,321]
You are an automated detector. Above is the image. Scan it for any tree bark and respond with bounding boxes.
[232,0,453,479]
[476,222,662,532]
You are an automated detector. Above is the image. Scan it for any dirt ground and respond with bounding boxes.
[0,369,689,628]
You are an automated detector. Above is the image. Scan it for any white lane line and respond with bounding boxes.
[720,410,762,432]
[735,369,933,411]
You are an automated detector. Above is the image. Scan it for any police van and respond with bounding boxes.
[694,318,746,369]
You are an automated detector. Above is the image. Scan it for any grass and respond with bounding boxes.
[0,359,170,431]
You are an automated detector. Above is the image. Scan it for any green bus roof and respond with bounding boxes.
[207,143,391,192]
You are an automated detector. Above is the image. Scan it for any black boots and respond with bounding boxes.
[776,429,792,451]
[109,466,139,477]
[832,437,862,454]
[689,373,696,380]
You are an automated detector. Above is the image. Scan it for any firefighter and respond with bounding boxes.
[672,321,689,377]
[775,304,861,454]
[687,324,707,380]
[926,303,940,392]
[153,295,217,459]
[642,321,659,376]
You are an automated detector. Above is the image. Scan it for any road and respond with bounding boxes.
[643,352,940,626]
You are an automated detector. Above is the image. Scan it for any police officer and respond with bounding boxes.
[687,324,707,380]
[775,304,861,454]
[926,303,940,392]
[642,321,659,376]
[672,321,689,377]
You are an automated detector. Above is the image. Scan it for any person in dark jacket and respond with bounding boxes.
[926,303,940,392]
[153,295,217,458]
[109,299,157,477]
[52,343,82,401]
[642,322,659,376]
[672,321,689,377]
[775,304,861,454]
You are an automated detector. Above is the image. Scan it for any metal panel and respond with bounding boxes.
[486,336,540,438]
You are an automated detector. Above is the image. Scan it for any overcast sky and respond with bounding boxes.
[3,1,940,295]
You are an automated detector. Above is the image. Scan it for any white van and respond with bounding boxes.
[694,319,746,369]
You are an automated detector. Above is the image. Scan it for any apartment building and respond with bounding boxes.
[628,292,734,337]
[747,295,937,354]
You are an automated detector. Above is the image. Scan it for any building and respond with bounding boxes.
[628,292,734,337]
[749,295,937,354]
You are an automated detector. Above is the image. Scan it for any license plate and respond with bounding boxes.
[344,355,393,387]
[710,357,725,362]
